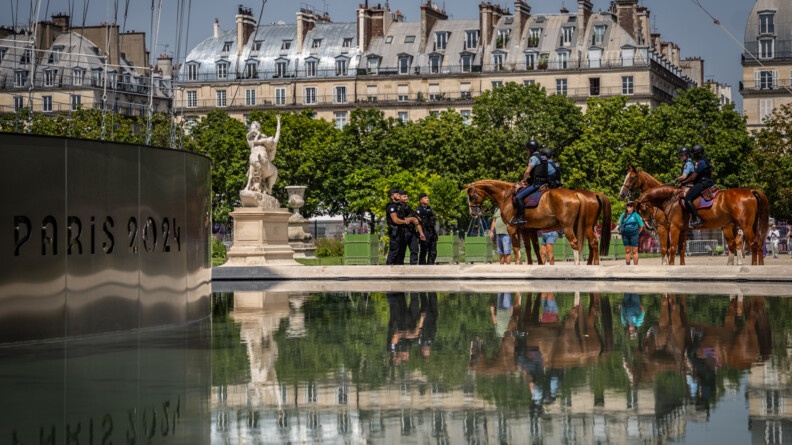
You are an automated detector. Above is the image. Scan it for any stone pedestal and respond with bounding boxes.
[285,185,316,259]
[224,207,299,266]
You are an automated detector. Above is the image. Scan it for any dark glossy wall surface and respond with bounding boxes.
[0,133,212,344]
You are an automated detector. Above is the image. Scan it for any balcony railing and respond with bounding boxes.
[175,83,669,111]
[177,57,661,84]
[739,78,792,91]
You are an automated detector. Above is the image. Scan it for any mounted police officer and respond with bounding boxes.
[674,146,695,184]
[511,139,553,226]
[385,188,413,265]
[398,190,425,265]
[415,193,438,265]
[542,147,563,189]
[679,144,714,228]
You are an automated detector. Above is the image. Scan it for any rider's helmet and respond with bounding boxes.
[691,144,704,157]
[677,146,690,157]
[525,139,541,152]
[540,147,553,158]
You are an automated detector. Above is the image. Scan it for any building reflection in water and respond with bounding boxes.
[211,291,792,444]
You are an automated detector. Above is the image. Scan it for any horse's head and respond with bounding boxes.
[634,199,657,232]
[619,165,639,200]
[465,184,485,217]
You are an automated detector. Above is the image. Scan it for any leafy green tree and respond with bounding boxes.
[185,110,249,224]
[751,103,792,220]
[562,96,650,196]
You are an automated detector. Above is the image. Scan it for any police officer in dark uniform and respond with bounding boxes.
[385,188,409,265]
[680,144,713,228]
[542,147,562,188]
[398,190,425,265]
[512,139,548,225]
[415,193,438,265]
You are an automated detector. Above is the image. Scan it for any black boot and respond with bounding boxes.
[511,199,526,226]
[685,200,702,228]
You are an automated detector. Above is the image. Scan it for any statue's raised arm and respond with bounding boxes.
[267,114,281,161]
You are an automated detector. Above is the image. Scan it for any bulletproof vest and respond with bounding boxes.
[548,160,562,186]
[417,205,436,233]
[385,202,401,229]
[400,204,418,231]
[696,156,713,183]
[530,154,548,183]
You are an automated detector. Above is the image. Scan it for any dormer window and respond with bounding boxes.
[398,54,412,74]
[556,49,570,69]
[759,12,775,34]
[496,29,510,49]
[14,70,27,87]
[525,51,537,70]
[244,60,258,79]
[528,28,541,48]
[281,40,292,50]
[216,62,229,79]
[621,46,635,67]
[592,25,606,46]
[561,27,574,47]
[186,63,199,81]
[305,57,318,77]
[464,30,479,50]
[335,56,348,76]
[429,54,442,74]
[404,36,415,44]
[435,32,448,51]
[460,52,474,72]
[492,52,504,71]
[252,40,262,51]
[759,39,774,60]
[275,58,289,77]
[91,68,104,86]
[72,68,85,86]
[385,36,393,44]
[311,39,322,49]
[0,47,6,62]
[342,38,354,48]
[48,46,63,64]
[222,41,232,52]
[20,49,31,64]
[44,69,58,87]
[366,56,381,75]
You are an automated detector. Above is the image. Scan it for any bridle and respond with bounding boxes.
[620,171,638,200]
[467,184,512,218]
[635,199,666,233]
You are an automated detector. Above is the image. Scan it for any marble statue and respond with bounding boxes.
[240,115,281,208]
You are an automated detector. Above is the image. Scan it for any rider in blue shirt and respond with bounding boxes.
[675,146,695,184]
[512,140,553,226]
[680,144,714,228]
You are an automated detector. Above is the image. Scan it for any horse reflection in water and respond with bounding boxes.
[629,294,772,417]
[469,292,613,387]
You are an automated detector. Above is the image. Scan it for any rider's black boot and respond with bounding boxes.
[511,199,526,226]
[685,200,703,228]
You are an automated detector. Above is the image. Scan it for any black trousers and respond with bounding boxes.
[402,230,419,265]
[419,238,437,265]
[386,228,404,265]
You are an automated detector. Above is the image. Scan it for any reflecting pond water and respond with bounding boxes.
[3,291,791,444]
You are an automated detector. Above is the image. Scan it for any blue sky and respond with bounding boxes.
[3,0,755,111]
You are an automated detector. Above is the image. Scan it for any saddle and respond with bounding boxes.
[679,185,719,210]
[512,184,549,209]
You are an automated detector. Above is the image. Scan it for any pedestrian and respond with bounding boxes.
[398,190,425,265]
[620,293,645,339]
[787,225,792,256]
[768,224,780,258]
[415,193,438,265]
[489,208,512,264]
[618,201,645,265]
[385,188,414,265]
[539,229,558,265]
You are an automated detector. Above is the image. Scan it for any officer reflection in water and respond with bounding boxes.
[387,292,437,365]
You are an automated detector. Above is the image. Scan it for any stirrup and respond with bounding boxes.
[510,218,526,226]
[688,218,702,228]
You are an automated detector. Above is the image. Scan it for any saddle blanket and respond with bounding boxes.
[679,188,718,210]
[522,189,546,209]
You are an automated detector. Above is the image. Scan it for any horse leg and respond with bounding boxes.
[509,227,523,265]
[586,226,599,265]
[722,225,738,266]
[667,226,680,266]
[677,229,688,266]
[658,226,669,265]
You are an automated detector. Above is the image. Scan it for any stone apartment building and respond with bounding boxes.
[176,0,697,128]
[741,0,792,130]
[0,14,171,118]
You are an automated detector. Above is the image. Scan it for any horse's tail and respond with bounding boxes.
[575,193,588,256]
[598,192,612,257]
[752,190,770,242]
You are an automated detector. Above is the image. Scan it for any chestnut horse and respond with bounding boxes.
[467,180,590,264]
[619,165,688,264]
[635,185,770,265]
[485,183,612,265]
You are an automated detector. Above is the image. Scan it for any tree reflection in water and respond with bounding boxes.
[210,291,787,444]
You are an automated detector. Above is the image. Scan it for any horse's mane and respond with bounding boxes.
[466,179,514,189]
[637,169,663,188]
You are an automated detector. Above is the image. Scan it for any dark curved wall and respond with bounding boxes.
[0,133,212,344]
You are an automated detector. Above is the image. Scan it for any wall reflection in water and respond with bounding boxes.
[212,291,792,445]
[0,321,211,444]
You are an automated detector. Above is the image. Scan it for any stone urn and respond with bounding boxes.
[285,185,315,258]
